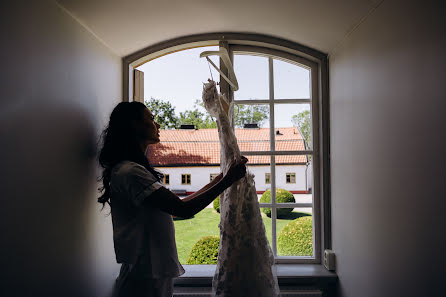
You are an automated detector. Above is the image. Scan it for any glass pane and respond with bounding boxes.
[274,154,313,204]
[273,58,310,99]
[174,207,221,264]
[234,54,269,100]
[274,103,312,150]
[137,46,220,129]
[235,104,270,151]
[246,156,271,197]
[276,207,313,256]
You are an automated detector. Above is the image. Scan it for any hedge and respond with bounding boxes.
[186,235,220,264]
[213,196,220,213]
[259,188,295,218]
[277,216,313,256]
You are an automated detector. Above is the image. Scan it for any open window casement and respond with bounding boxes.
[133,69,144,103]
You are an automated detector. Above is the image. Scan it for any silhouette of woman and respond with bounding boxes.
[98,101,247,297]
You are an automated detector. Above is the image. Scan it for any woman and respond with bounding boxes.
[98,102,247,297]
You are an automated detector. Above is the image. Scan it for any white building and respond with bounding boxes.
[148,126,312,196]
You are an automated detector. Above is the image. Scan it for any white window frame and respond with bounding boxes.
[123,33,330,265]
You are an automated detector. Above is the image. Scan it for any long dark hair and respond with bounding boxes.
[98,101,162,207]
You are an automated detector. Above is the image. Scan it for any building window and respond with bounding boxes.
[265,173,271,184]
[181,174,191,185]
[210,173,219,182]
[162,174,170,185]
[286,173,296,184]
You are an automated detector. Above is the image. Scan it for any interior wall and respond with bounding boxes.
[329,0,446,296]
[0,1,121,296]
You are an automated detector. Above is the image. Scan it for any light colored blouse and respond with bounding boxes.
[110,161,185,278]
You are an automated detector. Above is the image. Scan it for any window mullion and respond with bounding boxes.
[259,203,312,208]
[268,57,278,256]
[275,203,313,208]
[241,150,313,156]
[234,99,311,104]
[271,155,277,256]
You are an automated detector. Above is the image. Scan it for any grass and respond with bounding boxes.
[174,208,311,264]
[173,209,220,263]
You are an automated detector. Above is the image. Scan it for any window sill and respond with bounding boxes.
[174,264,337,287]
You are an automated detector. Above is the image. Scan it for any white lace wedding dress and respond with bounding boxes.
[202,80,280,297]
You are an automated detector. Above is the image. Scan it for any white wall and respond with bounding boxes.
[0,1,121,296]
[158,166,220,193]
[276,165,309,191]
[329,1,446,296]
[156,165,308,193]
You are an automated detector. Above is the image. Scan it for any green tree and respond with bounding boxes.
[291,110,311,149]
[144,98,269,130]
[144,97,178,129]
[178,100,217,129]
[234,104,269,128]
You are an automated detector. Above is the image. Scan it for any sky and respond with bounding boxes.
[137,46,311,128]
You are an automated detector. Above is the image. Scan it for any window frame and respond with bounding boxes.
[181,174,191,185]
[210,173,219,182]
[286,172,296,184]
[123,33,330,265]
[265,172,271,184]
[163,174,170,185]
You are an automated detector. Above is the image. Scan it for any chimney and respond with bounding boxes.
[179,124,196,129]
[243,123,259,129]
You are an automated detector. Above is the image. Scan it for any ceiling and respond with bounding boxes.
[57,0,383,57]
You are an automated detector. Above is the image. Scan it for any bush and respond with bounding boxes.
[277,216,313,256]
[213,196,220,213]
[186,235,220,264]
[260,188,295,218]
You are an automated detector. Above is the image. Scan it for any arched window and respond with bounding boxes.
[123,34,329,264]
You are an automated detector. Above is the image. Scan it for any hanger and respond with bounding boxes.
[200,47,239,91]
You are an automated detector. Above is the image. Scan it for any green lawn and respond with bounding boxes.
[173,208,311,264]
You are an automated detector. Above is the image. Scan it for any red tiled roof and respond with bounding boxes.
[147,127,308,166]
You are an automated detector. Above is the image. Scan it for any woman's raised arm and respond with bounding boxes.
[143,157,247,218]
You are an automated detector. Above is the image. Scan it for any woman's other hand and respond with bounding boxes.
[226,156,248,183]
